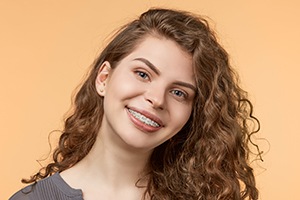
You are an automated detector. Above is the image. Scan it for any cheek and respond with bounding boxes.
[107,75,137,98]
[172,105,193,128]
[105,84,145,111]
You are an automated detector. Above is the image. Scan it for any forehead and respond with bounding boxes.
[124,36,195,82]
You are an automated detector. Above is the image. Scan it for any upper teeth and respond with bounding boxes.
[128,109,160,127]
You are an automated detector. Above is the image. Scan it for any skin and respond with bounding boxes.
[61,36,196,200]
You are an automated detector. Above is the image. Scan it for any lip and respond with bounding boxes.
[126,106,164,132]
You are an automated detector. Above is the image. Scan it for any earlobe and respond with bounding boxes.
[95,61,111,96]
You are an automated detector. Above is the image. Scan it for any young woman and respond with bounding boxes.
[10,8,261,200]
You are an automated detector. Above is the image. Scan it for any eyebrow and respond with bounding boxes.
[133,57,197,92]
[133,58,160,75]
[174,81,197,92]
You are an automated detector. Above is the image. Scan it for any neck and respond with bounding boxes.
[83,133,151,186]
[63,130,152,190]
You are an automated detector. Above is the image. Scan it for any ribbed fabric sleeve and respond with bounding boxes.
[9,173,83,200]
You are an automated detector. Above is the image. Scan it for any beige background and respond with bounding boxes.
[1,0,299,199]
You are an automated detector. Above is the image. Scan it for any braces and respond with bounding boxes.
[128,109,160,127]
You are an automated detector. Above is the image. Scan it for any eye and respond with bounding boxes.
[171,90,187,99]
[135,70,150,81]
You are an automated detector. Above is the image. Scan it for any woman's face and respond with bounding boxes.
[96,36,196,152]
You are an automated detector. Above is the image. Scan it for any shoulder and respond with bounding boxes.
[9,184,33,200]
[9,173,83,200]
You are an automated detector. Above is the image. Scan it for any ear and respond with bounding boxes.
[95,61,111,96]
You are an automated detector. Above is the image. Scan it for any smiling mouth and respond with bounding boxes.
[127,108,161,128]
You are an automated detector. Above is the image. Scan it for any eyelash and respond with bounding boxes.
[135,70,150,81]
[170,90,187,100]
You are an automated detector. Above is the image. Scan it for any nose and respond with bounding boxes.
[144,86,166,110]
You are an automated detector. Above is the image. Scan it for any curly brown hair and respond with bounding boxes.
[23,8,261,200]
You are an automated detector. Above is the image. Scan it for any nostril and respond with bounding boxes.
[146,98,164,110]
[144,89,166,110]
[146,98,153,104]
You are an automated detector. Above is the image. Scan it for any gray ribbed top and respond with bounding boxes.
[9,173,83,200]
